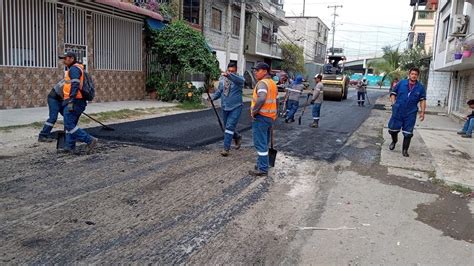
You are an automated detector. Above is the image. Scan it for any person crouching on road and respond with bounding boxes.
[284,75,304,123]
[310,74,324,128]
[457,99,474,138]
[60,52,98,154]
[249,62,278,177]
[38,84,64,142]
[356,77,368,106]
[388,67,426,157]
[210,62,244,156]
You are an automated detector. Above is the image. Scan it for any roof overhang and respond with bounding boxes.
[95,0,163,21]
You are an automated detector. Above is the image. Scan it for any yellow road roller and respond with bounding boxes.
[322,55,349,101]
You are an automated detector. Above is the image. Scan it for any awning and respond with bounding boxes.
[147,18,166,30]
[95,0,163,21]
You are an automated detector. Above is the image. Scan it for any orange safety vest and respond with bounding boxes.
[63,63,84,100]
[251,78,278,120]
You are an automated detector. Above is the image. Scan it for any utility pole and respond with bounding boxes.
[328,4,343,55]
[225,0,233,66]
[302,0,306,16]
[238,0,246,75]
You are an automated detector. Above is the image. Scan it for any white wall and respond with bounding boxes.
[215,50,238,71]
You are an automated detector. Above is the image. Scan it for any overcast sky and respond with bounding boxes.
[283,0,414,61]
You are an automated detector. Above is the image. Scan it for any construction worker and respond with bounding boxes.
[285,75,304,123]
[38,84,64,142]
[310,74,324,128]
[388,67,426,157]
[210,62,244,156]
[356,77,368,106]
[60,51,98,154]
[249,62,278,177]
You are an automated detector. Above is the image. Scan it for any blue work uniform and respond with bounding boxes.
[388,79,426,137]
[212,73,245,151]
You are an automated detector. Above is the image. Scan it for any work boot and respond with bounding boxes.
[86,137,98,154]
[389,132,398,151]
[285,118,289,123]
[248,169,268,177]
[290,118,295,123]
[402,137,412,157]
[457,131,465,135]
[234,136,242,150]
[461,134,472,138]
[310,120,319,128]
[38,135,55,142]
[220,149,230,157]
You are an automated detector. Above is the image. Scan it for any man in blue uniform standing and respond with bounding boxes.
[211,62,244,156]
[388,68,426,157]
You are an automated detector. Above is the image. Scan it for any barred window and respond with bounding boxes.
[0,0,57,67]
[211,7,222,31]
[93,13,142,71]
[261,25,270,43]
[232,15,240,36]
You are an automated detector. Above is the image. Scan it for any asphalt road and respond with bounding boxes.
[89,89,387,160]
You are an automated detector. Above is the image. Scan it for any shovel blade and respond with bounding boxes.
[269,148,277,167]
[56,131,65,150]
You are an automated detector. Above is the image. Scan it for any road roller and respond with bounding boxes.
[322,55,349,101]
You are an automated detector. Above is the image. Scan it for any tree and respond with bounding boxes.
[149,20,220,81]
[399,46,431,71]
[280,42,305,75]
[146,20,220,102]
[368,46,404,87]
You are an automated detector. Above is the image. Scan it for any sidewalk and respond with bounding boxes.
[380,102,474,189]
[0,100,178,127]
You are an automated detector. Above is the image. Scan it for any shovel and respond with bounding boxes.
[83,112,115,131]
[206,89,224,132]
[56,130,66,150]
[269,127,277,167]
[298,94,311,125]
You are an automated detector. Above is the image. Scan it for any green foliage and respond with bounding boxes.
[368,46,404,87]
[280,42,305,74]
[399,46,431,71]
[149,20,220,81]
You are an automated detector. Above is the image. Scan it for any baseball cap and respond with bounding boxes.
[252,62,270,71]
[58,51,77,60]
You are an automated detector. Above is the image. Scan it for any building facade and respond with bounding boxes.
[243,0,287,71]
[431,0,474,116]
[279,17,329,65]
[408,0,438,52]
[0,0,163,109]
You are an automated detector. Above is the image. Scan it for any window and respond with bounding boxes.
[0,0,57,67]
[261,25,270,43]
[183,0,200,25]
[417,33,426,47]
[94,13,142,71]
[232,15,240,36]
[211,8,222,31]
[418,11,434,20]
[442,16,450,40]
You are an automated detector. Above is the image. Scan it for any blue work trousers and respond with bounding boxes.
[63,100,93,150]
[286,99,299,120]
[222,106,242,150]
[39,96,63,138]
[461,118,474,136]
[357,92,365,105]
[252,114,273,173]
[312,103,322,120]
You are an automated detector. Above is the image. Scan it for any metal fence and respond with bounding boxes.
[0,0,57,68]
[93,13,143,71]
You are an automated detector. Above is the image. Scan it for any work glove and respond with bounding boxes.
[67,102,74,112]
[310,100,315,105]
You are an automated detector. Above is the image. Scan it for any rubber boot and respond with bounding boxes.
[402,136,412,157]
[389,132,398,150]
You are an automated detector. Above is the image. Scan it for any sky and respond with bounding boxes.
[283,0,415,61]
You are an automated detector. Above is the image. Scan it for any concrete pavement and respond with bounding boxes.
[380,102,473,189]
